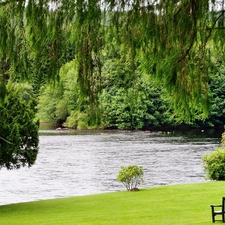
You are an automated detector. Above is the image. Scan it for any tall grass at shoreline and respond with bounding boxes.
[0,181,224,225]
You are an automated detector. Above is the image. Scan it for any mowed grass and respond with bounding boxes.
[1,181,225,225]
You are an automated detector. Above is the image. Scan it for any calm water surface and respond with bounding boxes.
[0,129,222,205]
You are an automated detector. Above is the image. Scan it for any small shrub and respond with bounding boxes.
[202,133,225,180]
[117,165,144,191]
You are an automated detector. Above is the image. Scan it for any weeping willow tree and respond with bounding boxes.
[1,0,225,121]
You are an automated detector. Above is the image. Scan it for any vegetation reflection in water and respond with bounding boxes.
[0,128,222,205]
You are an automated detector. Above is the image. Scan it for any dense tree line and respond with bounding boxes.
[36,54,225,130]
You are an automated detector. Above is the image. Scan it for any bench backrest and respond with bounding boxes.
[222,197,225,212]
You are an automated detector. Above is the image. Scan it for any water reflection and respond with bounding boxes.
[0,129,222,205]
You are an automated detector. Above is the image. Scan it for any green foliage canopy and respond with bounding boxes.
[1,1,225,121]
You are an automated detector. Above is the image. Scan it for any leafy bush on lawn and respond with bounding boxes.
[202,133,225,180]
[117,165,144,191]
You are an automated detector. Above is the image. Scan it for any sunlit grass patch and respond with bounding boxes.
[0,181,224,225]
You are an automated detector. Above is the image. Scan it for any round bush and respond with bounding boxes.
[202,146,225,180]
[117,165,144,191]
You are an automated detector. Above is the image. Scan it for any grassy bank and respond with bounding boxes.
[0,181,224,225]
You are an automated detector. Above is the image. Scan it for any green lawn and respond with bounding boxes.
[0,181,225,225]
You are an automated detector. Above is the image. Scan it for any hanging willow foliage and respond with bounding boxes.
[0,0,225,121]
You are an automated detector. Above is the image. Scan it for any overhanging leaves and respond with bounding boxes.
[1,0,225,121]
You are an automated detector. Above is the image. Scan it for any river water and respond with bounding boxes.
[0,129,222,205]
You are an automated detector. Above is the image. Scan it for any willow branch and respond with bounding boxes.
[205,10,225,45]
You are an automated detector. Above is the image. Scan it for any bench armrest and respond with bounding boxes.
[211,204,222,208]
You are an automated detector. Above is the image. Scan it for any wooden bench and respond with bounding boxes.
[211,197,225,223]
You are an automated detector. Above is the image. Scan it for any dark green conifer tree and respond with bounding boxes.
[0,83,39,169]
